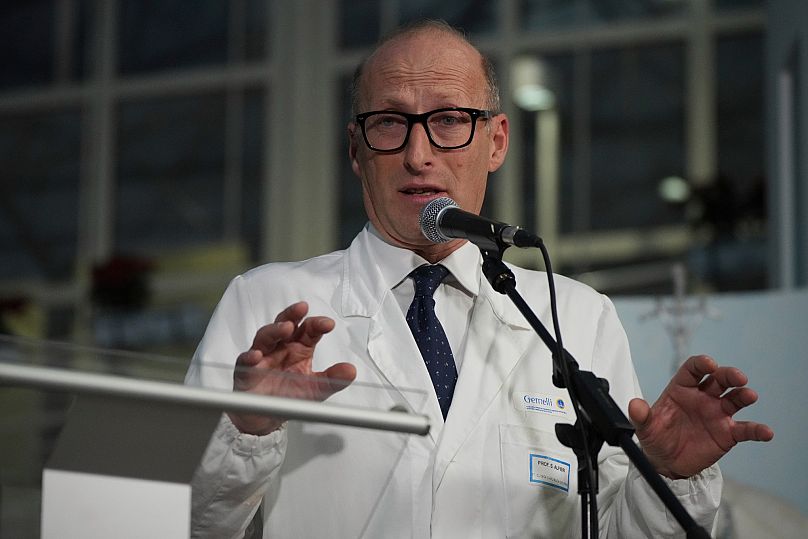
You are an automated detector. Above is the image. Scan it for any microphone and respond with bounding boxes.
[419,197,540,252]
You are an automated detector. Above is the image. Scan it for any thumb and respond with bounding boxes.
[628,398,651,430]
[318,362,357,399]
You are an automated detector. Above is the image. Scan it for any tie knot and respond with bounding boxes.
[410,264,450,298]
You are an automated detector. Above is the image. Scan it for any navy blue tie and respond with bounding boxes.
[406,264,458,419]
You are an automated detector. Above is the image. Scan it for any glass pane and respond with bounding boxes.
[118,0,228,74]
[519,54,576,233]
[715,0,764,10]
[716,33,764,199]
[689,31,766,291]
[520,0,581,29]
[0,110,81,280]
[520,0,685,31]
[116,94,226,252]
[241,89,264,261]
[589,43,686,230]
[244,0,267,61]
[399,0,498,36]
[338,74,368,247]
[0,1,55,89]
[73,0,93,81]
[339,0,382,49]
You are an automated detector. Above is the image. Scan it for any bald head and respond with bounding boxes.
[350,20,500,116]
[345,18,510,262]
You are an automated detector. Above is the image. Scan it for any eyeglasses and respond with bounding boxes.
[354,107,493,152]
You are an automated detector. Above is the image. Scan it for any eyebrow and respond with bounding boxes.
[370,98,467,112]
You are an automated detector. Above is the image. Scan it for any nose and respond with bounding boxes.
[403,121,434,173]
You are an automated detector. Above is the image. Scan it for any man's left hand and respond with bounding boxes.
[628,354,774,479]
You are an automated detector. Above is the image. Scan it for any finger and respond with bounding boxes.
[251,320,296,353]
[731,420,774,443]
[314,362,357,400]
[323,362,358,390]
[293,316,336,347]
[628,398,651,429]
[270,317,336,370]
[324,362,357,384]
[236,348,264,368]
[672,355,717,388]
[274,301,309,324]
[720,386,758,416]
[699,366,749,398]
[233,349,266,388]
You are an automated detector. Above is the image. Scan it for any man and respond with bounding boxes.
[186,20,773,538]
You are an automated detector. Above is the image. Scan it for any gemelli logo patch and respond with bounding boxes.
[514,393,569,417]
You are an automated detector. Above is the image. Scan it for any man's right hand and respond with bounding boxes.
[228,301,357,435]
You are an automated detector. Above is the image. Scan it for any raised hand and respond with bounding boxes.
[628,354,773,479]
[228,301,356,435]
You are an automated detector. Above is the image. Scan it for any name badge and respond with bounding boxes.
[529,454,571,492]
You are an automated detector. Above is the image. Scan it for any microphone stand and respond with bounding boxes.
[479,247,711,539]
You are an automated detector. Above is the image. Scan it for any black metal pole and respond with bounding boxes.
[480,253,711,538]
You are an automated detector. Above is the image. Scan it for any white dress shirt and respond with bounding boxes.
[368,225,479,371]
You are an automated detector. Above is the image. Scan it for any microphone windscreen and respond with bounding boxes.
[420,197,457,243]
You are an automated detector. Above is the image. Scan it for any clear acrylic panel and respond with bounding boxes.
[0,334,428,537]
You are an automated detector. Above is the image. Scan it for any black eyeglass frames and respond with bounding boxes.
[354,107,493,152]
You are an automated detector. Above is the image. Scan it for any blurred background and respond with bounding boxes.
[1,0,806,536]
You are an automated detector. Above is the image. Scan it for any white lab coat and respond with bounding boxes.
[186,226,721,538]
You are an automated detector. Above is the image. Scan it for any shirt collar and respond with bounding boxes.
[341,223,529,329]
[365,223,481,298]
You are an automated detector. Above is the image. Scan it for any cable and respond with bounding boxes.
[537,239,599,537]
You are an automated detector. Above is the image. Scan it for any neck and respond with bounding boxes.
[412,239,466,264]
[365,223,467,263]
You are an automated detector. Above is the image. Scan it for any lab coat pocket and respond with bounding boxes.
[499,424,578,538]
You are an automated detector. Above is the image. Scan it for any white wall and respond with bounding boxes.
[614,288,808,517]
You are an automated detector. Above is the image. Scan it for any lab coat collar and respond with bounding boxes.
[339,224,530,330]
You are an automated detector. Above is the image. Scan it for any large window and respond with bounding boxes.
[116,93,227,251]
[0,110,81,281]
[520,0,687,28]
[0,0,768,347]
[0,0,268,352]
[588,44,686,232]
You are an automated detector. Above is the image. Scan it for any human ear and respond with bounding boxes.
[347,122,362,178]
[488,114,509,173]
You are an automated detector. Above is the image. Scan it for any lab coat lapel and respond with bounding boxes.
[432,281,533,490]
[366,293,445,445]
[339,228,444,444]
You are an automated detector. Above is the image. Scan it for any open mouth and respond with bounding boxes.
[401,188,443,196]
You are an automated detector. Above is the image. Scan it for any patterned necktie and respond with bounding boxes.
[406,264,458,419]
